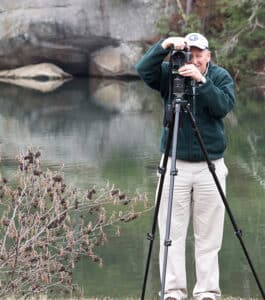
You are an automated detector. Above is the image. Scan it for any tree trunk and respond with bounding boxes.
[186,0,193,15]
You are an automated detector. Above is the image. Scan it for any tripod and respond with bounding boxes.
[140,72,265,300]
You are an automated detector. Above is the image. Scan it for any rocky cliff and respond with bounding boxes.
[0,0,175,77]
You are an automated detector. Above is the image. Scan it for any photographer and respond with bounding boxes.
[135,33,235,300]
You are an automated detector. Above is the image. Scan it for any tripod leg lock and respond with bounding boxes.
[157,166,166,175]
[209,162,216,172]
[147,233,154,241]
[170,169,178,176]
[235,229,243,237]
[164,240,172,247]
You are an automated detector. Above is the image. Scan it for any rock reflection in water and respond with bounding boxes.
[0,78,71,93]
[89,77,160,113]
[0,78,161,171]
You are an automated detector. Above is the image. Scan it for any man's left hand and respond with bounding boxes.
[178,64,203,82]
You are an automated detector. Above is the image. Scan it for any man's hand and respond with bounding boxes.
[178,64,204,82]
[161,37,206,83]
[161,37,187,50]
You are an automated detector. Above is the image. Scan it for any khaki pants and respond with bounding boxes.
[157,157,227,300]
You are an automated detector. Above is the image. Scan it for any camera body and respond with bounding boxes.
[171,49,192,70]
[163,48,194,127]
[170,49,193,97]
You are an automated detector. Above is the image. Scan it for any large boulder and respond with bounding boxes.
[0,63,72,92]
[0,0,176,77]
[89,42,143,77]
[0,63,72,79]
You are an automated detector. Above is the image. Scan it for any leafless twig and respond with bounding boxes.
[0,150,151,299]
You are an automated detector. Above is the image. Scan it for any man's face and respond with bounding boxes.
[190,47,211,74]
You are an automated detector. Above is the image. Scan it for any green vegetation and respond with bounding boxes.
[156,0,265,80]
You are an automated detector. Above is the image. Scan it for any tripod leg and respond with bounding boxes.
[160,102,181,300]
[184,104,265,300]
[140,121,173,300]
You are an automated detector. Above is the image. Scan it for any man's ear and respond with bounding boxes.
[207,50,211,62]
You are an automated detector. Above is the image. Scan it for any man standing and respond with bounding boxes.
[135,33,235,300]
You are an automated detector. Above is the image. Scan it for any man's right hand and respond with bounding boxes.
[161,37,187,50]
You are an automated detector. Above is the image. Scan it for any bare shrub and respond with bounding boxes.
[0,150,150,299]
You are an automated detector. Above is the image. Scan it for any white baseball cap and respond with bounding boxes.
[185,33,209,50]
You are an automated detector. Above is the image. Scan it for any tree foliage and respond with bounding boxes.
[157,0,265,79]
[214,0,265,77]
[0,150,149,299]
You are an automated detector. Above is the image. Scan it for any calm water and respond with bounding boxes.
[0,78,264,299]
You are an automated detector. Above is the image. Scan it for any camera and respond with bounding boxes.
[170,49,193,97]
[171,49,192,70]
[163,48,194,127]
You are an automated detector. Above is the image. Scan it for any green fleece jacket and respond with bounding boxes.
[135,40,236,161]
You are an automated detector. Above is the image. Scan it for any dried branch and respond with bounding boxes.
[0,150,151,299]
[175,0,188,24]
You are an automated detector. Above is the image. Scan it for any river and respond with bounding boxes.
[0,78,264,299]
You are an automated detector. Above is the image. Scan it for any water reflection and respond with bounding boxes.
[0,78,264,299]
[0,78,70,93]
[0,78,161,187]
[223,86,265,298]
